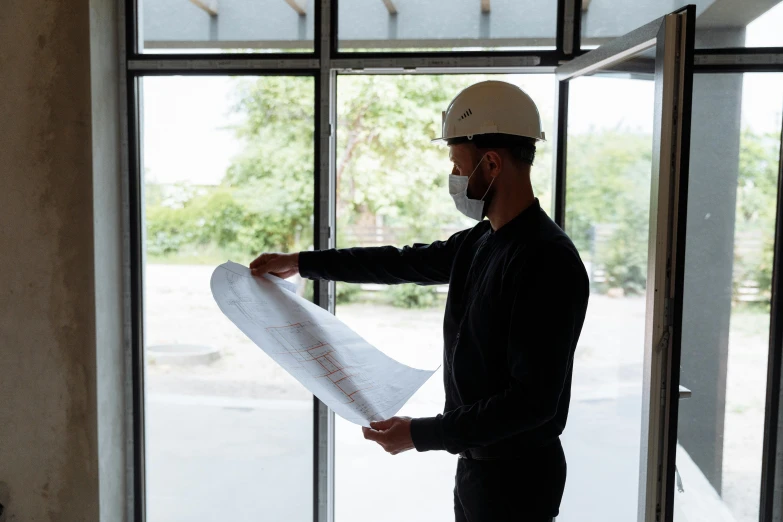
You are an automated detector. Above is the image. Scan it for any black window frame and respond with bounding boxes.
[120,2,783,521]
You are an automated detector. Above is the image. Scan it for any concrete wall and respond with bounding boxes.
[0,0,126,520]
[678,28,746,493]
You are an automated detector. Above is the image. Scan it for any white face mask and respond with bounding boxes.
[448,153,496,221]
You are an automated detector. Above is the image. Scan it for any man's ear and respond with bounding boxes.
[485,150,503,178]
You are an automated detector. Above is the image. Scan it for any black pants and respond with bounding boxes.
[453,440,566,522]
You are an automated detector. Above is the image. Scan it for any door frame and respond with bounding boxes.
[553,7,695,521]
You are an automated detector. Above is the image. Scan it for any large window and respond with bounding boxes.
[581,0,783,49]
[140,76,315,521]
[332,73,555,521]
[675,73,783,522]
[126,3,783,522]
[139,0,315,53]
[561,69,656,521]
[337,0,557,52]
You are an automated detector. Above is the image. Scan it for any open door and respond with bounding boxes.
[553,7,694,522]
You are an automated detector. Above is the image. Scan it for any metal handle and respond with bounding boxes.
[676,465,685,493]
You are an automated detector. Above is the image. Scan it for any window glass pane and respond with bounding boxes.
[334,74,554,521]
[580,0,694,48]
[745,3,783,47]
[561,68,656,521]
[697,1,783,48]
[675,73,783,522]
[581,1,783,49]
[140,0,314,53]
[338,0,556,52]
[141,76,315,521]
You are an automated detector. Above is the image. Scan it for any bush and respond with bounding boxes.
[144,183,312,262]
[386,284,439,309]
[594,212,649,296]
[145,204,200,256]
[336,283,363,305]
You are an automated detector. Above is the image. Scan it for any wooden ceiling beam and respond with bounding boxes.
[382,0,398,15]
[284,0,306,16]
[189,0,218,16]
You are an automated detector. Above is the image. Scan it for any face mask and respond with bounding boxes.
[448,153,496,221]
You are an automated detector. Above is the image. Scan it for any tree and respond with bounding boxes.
[334,75,554,245]
[565,129,653,295]
[224,77,316,254]
[143,76,659,299]
[734,128,780,307]
[335,75,474,245]
[144,76,781,305]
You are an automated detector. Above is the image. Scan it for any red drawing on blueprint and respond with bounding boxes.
[267,322,376,405]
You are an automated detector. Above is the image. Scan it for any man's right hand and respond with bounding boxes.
[249,252,300,279]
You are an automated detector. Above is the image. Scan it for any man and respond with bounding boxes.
[250,81,589,522]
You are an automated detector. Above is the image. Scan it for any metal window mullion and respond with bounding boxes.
[552,80,569,228]
[562,0,577,57]
[314,1,336,522]
[572,0,583,55]
[127,57,320,72]
[693,49,783,73]
[127,0,139,56]
[330,55,547,71]
[557,0,582,57]
[126,73,147,522]
[761,104,783,522]
[329,0,338,58]
[118,1,142,520]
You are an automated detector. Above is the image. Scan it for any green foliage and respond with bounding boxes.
[143,75,779,306]
[596,217,648,296]
[733,129,780,308]
[336,283,362,305]
[334,75,554,244]
[563,126,780,299]
[144,77,314,262]
[225,77,315,254]
[144,184,308,259]
[386,284,440,309]
[335,75,471,244]
[146,204,196,256]
[565,129,652,295]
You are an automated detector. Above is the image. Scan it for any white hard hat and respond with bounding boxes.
[433,80,546,142]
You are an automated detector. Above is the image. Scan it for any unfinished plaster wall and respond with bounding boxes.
[0,0,125,520]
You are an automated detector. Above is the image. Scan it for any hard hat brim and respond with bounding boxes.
[431,132,546,143]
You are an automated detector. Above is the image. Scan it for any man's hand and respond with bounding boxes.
[249,252,300,279]
[362,416,415,455]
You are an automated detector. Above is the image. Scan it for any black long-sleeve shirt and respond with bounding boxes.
[298,199,589,457]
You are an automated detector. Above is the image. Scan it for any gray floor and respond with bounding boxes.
[146,395,314,521]
[143,265,761,522]
[145,391,642,522]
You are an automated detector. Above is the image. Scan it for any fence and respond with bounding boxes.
[340,224,464,247]
[590,223,771,303]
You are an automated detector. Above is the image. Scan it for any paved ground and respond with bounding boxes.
[145,391,641,522]
[144,264,769,522]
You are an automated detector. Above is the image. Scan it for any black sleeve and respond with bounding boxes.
[298,228,471,286]
[410,246,589,454]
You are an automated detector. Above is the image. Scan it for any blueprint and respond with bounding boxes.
[210,261,436,426]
